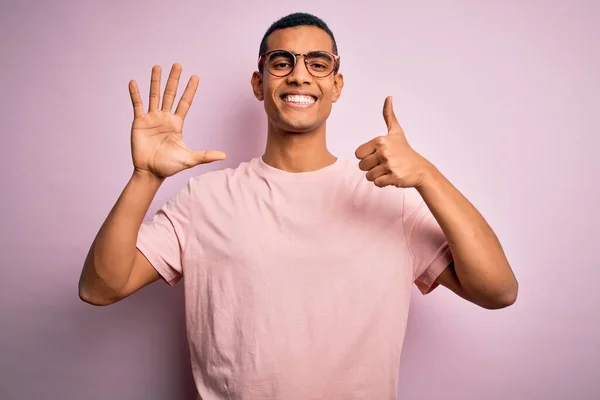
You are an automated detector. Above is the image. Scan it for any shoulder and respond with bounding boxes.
[179,158,259,208]
[189,158,256,188]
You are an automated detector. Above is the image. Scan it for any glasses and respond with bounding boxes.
[258,49,340,78]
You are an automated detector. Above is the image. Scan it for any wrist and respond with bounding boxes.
[416,161,441,191]
[131,168,165,188]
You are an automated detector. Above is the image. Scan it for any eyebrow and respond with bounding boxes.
[268,49,333,55]
[307,51,333,60]
[269,50,292,56]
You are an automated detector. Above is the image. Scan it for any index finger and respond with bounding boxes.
[174,75,199,119]
[354,139,376,159]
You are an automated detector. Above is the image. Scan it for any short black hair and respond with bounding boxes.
[258,12,338,57]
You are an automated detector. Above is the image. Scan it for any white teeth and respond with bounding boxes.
[284,95,315,104]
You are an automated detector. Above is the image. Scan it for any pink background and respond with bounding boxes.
[1,1,599,399]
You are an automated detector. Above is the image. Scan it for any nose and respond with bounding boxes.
[286,55,312,85]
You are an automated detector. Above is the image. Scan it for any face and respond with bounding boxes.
[251,26,344,134]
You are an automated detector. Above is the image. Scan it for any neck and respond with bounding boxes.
[262,122,337,173]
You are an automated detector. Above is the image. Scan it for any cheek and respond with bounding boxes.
[319,84,336,106]
[260,81,283,120]
[260,84,276,109]
[262,78,279,100]
[321,81,336,100]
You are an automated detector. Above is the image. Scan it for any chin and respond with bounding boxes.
[268,109,321,133]
[276,117,321,133]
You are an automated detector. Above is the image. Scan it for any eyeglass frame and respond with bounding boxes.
[257,49,341,78]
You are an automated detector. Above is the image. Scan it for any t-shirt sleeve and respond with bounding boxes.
[136,177,195,287]
[402,188,453,295]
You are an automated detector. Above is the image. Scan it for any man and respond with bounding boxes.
[79,12,518,400]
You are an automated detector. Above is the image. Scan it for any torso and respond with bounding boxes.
[182,157,415,399]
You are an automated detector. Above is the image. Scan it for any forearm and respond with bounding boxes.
[416,164,518,303]
[79,170,163,299]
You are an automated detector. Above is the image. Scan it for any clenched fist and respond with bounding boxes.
[355,96,433,189]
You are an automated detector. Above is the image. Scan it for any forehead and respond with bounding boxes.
[266,26,335,54]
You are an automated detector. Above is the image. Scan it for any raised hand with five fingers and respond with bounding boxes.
[128,63,226,179]
[355,96,433,189]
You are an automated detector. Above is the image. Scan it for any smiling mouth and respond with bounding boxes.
[281,94,317,105]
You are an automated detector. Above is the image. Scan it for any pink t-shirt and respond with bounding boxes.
[136,156,452,400]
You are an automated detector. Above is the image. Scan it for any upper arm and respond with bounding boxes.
[435,261,473,303]
[436,261,519,309]
[79,249,161,306]
[117,249,162,300]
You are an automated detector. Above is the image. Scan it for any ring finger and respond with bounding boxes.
[148,65,162,112]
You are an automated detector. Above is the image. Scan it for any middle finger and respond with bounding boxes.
[358,151,381,172]
[161,63,182,112]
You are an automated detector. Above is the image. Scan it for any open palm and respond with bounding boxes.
[128,63,226,178]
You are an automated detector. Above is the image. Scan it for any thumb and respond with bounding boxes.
[189,150,227,166]
[383,96,404,135]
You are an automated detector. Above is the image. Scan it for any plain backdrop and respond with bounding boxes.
[1,1,599,399]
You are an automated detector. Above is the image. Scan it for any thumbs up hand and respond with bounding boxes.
[355,96,433,189]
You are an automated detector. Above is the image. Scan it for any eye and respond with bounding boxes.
[273,61,292,69]
[267,51,295,71]
[306,52,334,72]
[309,62,328,70]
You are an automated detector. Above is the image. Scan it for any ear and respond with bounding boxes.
[332,72,344,103]
[251,71,264,101]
